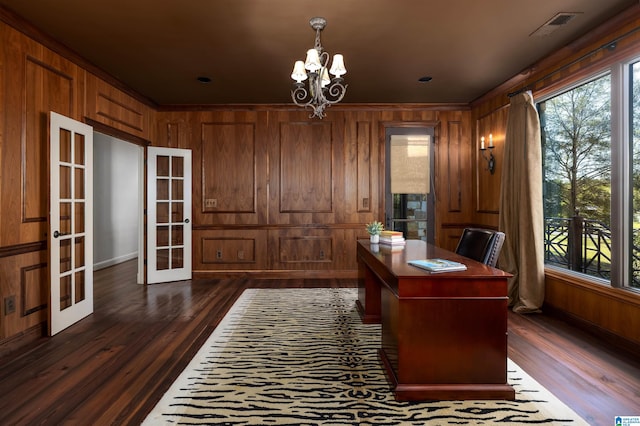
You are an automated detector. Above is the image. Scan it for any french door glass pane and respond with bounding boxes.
[74,202,85,233]
[74,271,85,303]
[75,236,85,268]
[60,166,71,199]
[60,202,71,234]
[74,133,85,166]
[59,129,71,163]
[60,239,71,273]
[60,275,71,310]
[74,168,84,199]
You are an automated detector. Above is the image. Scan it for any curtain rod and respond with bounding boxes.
[507,25,640,98]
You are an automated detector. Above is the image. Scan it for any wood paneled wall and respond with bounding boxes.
[1,12,473,346]
[156,108,472,277]
[0,21,154,348]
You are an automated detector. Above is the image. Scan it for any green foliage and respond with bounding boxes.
[540,74,611,225]
[365,221,384,235]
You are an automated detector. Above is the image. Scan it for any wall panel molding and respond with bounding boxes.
[445,120,463,213]
[201,122,256,213]
[279,122,333,213]
[23,55,74,223]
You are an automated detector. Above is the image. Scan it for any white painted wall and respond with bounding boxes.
[93,133,140,270]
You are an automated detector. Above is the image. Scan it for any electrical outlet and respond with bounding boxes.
[205,198,217,208]
[216,250,223,259]
[362,198,369,209]
[237,250,244,260]
[4,295,16,315]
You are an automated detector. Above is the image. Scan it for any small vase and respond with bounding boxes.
[370,234,379,244]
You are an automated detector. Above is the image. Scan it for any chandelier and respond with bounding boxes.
[291,17,347,119]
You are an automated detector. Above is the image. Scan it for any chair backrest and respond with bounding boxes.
[455,228,505,267]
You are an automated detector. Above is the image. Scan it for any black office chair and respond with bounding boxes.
[455,228,505,267]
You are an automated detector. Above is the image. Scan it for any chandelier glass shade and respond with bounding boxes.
[291,17,347,119]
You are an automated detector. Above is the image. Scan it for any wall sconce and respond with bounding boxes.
[480,134,496,174]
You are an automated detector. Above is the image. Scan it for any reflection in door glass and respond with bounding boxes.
[60,275,72,310]
[389,135,430,240]
[74,271,85,303]
[392,194,427,239]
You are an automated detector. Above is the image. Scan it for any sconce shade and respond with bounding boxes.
[291,61,308,83]
[329,54,346,77]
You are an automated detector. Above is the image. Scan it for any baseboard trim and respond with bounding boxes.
[193,269,358,280]
[0,324,45,362]
[543,303,640,360]
[94,252,138,271]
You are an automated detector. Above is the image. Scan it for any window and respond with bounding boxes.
[538,59,640,289]
[630,61,640,288]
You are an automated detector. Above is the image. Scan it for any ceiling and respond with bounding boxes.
[0,0,636,106]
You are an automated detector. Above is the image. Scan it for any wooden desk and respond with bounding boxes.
[357,239,515,401]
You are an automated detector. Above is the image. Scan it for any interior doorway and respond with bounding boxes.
[384,127,435,243]
[93,132,144,283]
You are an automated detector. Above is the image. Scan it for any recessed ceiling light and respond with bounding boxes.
[197,76,212,83]
[418,76,432,83]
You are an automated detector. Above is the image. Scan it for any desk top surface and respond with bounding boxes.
[357,239,511,280]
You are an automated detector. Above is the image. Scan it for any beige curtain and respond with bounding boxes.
[498,91,545,313]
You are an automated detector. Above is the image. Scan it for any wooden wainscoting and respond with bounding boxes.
[544,268,640,353]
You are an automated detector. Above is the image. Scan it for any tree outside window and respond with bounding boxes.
[538,74,613,282]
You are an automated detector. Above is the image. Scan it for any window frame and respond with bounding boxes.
[535,57,640,291]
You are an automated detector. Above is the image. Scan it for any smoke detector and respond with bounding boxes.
[530,12,581,37]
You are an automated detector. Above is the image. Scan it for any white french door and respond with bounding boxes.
[49,112,94,335]
[147,147,192,283]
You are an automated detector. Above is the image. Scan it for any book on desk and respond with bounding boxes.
[408,258,467,272]
[379,230,406,247]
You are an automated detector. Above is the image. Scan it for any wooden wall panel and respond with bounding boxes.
[177,110,265,227]
[278,236,333,263]
[444,120,463,213]
[268,228,337,271]
[85,73,152,139]
[201,123,256,213]
[192,229,267,271]
[356,121,372,213]
[21,262,47,316]
[23,57,75,224]
[1,23,84,247]
[0,22,84,346]
[545,271,640,346]
[279,122,333,213]
[156,119,190,149]
[0,250,47,340]
[476,106,508,214]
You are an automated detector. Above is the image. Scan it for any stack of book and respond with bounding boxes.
[378,230,406,248]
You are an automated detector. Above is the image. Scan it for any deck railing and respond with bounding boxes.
[544,215,640,288]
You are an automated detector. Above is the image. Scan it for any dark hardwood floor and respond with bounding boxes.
[0,259,638,425]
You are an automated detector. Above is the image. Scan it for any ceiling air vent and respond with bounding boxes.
[530,12,581,37]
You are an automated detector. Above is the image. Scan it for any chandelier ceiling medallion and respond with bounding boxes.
[290,17,347,119]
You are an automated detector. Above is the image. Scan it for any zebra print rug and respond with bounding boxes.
[143,288,588,425]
